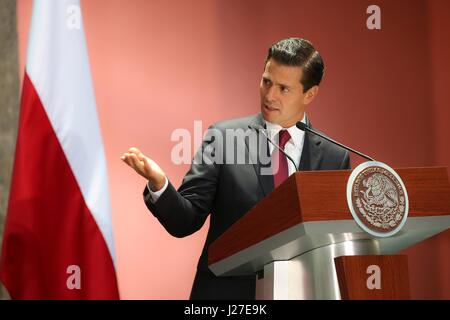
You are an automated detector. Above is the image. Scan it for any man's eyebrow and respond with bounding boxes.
[277,82,291,89]
[262,76,291,89]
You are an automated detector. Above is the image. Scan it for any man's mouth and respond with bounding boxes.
[263,104,278,111]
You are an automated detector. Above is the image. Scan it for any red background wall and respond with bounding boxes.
[16,0,450,299]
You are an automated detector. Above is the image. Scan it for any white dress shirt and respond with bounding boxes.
[265,113,306,176]
[147,113,307,202]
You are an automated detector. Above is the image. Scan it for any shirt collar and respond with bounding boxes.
[264,113,307,149]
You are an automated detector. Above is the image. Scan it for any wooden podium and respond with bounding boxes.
[208,167,450,299]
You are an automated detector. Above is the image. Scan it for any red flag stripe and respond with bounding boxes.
[0,73,119,299]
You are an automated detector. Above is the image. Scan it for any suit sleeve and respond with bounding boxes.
[142,125,221,238]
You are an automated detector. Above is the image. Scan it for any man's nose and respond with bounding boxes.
[265,86,277,102]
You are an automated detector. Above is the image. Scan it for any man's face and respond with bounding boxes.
[260,58,315,127]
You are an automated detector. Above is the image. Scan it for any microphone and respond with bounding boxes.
[248,124,299,171]
[296,121,375,161]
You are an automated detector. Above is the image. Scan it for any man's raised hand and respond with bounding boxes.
[121,147,166,191]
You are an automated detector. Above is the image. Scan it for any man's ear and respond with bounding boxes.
[304,86,319,105]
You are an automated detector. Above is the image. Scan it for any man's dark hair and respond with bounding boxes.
[266,38,324,92]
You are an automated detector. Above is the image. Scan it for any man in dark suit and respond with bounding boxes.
[121,38,350,299]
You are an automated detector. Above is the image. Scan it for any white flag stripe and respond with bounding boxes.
[26,0,115,263]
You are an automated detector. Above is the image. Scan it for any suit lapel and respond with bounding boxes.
[299,117,323,171]
[245,113,325,195]
[245,114,274,196]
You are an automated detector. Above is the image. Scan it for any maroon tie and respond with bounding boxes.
[273,130,291,188]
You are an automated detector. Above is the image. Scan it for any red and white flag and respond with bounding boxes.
[0,0,119,299]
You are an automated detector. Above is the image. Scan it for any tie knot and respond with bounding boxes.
[278,130,291,149]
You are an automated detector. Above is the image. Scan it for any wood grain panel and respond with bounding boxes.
[335,255,410,300]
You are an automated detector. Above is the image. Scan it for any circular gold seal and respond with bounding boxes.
[346,161,409,237]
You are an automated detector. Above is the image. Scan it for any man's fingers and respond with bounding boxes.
[121,149,165,184]
[128,147,142,156]
[121,153,141,172]
[121,149,157,181]
[121,153,132,166]
[128,153,143,170]
[142,156,152,172]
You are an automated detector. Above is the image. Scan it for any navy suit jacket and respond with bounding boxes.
[143,113,350,299]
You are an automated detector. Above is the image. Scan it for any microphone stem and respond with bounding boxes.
[258,130,299,172]
[304,128,375,161]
